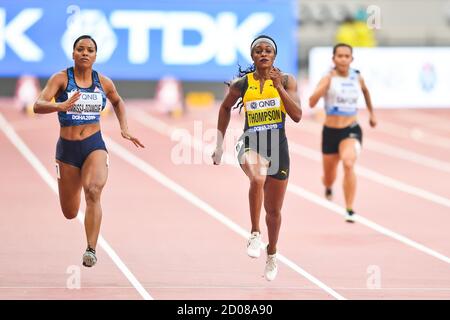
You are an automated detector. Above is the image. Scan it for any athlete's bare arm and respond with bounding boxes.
[100,74,144,148]
[359,74,377,128]
[216,77,243,143]
[272,71,301,122]
[34,71,81,114]
[309,73,333,108]
[212,77,243,164]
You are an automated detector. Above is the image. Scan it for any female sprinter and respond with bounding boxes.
[212,35,301,281]
[309,43,377,222]
[34,35,144,267]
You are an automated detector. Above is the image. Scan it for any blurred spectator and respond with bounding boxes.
[155,76,184,117]
[335,8,377,47]
[15,75,41,114]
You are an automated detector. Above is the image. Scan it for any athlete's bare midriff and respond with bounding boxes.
[60,123,101,140]
[324,114,357,128]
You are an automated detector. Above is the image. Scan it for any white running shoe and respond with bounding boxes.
[345,212,355,223]
[246,232,262,258]
[82,248,97,267]
[325,188,333,201]
[264,250,278,281]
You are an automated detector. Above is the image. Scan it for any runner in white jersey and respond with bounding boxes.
[309,43,377,223]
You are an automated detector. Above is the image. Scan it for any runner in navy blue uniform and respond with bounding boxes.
[34,35,144,267]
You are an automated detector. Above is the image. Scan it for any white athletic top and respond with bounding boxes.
[324,68,361,116]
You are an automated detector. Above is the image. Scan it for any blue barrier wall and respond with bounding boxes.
[0,0,298,80]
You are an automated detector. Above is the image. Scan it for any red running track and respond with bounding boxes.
[0,99,449,300]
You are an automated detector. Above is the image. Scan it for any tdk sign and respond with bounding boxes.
[7,9,273,65]
[63,10,273,65]
[0,8,44,61]
[0,0,298,80]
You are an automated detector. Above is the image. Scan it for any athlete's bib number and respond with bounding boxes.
[245,97,282,129]
[66,91,103,115]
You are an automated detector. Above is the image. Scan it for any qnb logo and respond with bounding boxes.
[79,93,99,100]
[258,99,276,108]
[247,98,280,110]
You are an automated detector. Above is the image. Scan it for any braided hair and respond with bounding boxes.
[226,64,255,113]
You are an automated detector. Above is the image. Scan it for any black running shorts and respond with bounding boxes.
[236,130,290,180]
[322,122,363,154]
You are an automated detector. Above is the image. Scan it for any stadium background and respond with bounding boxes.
[0,0,449,301]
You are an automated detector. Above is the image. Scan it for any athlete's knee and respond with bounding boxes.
[84,183,103,203]
[62,208,78,220]
[249,175,266,189]
[265,208,281,219]
[342,158,355,172]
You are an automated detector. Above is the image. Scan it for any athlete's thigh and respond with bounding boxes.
[339,138,359,161]
[81,150,108,189]
[241,150,269,180]
[322,153,340,172]
[56,160,82,211]
[263,177,288,212]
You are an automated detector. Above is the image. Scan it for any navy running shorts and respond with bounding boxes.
[56,130,108,168]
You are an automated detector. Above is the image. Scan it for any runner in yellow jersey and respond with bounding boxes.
[212,35,302,281]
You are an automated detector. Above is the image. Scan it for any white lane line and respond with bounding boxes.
[334,115,450,149]
[144,110,450,209]
[0,112,153,300]
[104,136,346,300]
[287,184,450,265]
[391,111,450,133]
[378,120,450,150]
[290,120,450,174]
[365,140,450,174]
[131,110,450,265]
[2,286,450,291]
[288,142,450,209]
